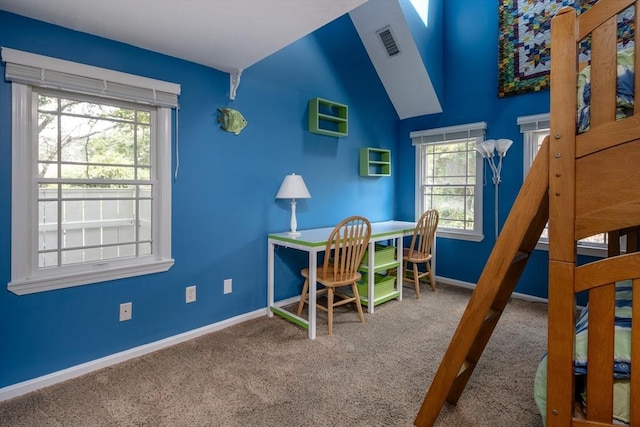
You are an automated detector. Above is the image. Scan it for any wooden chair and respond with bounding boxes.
[296,216,372,335]
[403,209,439,299]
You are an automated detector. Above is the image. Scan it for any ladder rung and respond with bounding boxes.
[457,360,474,378]
[484,308,499,322]
[512,251,529,264]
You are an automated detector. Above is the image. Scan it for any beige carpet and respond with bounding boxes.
[0,283,547,426]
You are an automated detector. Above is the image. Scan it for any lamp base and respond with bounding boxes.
[285,231,301,236]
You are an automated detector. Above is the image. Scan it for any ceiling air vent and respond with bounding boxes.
[376,25,401,57]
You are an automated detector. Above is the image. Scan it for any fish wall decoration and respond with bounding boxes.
[217,107,248,135]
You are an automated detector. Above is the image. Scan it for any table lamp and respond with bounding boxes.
[276,173,311,236]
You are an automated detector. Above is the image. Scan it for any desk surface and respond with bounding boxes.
[268,220,416,247]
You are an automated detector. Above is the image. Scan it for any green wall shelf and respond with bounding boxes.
[308,97,348,137]
[359,147,391,176]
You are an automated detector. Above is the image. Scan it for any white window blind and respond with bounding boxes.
[411,122,487,145]
[2,47,180,108]
[517,113,550,133]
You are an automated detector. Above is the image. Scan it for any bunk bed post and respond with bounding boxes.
[547,7,578,426]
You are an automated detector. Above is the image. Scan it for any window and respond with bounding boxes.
[411,122,486,241]
[519,113,611,256]
[410,0,429,27]
[3,48,180,294]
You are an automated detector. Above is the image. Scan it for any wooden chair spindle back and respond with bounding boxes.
[410,210,439,258]
[323,216,371,282]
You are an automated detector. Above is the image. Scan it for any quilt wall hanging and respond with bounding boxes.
[498,0,635,98]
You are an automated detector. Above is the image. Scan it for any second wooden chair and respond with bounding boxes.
[296,215,372,335]
[403,209,439,298]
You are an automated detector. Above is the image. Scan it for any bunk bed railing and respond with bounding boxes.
[548,1,640,426]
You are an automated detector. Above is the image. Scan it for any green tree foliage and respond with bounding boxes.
[38,94,151,186]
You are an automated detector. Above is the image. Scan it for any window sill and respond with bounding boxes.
[8,258,175,295]
[436,229,484,242]
[534,241,608,258]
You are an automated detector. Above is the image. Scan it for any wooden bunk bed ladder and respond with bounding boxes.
[414,139,550,427]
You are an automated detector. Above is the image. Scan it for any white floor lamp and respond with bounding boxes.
[276,173,311,236]
[475,138,513,240]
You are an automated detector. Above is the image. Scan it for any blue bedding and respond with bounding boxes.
[573,280,633,378]
[577,46,635,133]
[534,280,633,425]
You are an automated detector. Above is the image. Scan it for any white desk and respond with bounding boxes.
[267,220,416,339]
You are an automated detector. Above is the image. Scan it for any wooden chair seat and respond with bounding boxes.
[297,268,364,317]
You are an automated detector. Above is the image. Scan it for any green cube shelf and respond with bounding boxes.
[308,97,348,137]
[360,244,399,273]
[357,273,395,298]
[359,147,391,176]
[362,244,395,265]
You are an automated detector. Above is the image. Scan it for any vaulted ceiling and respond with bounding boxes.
[0,0,367,73]
[0,0,441,118]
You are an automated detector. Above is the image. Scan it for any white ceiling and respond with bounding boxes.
[0,0,368,73]
[1,0,443,119]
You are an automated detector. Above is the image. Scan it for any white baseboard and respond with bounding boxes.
[436,276,549,304]
[0,307,268,402]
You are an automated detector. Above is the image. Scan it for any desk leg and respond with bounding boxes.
[308,251,317,340]
[367,241,375,314]
[267,240,275,317]
[396,237,403,301]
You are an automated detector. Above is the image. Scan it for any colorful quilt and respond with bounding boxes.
[498,0,635,97]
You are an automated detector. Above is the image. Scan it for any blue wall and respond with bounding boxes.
[0,0,595,390]
[397,0,553,297]
[0,12,397,388]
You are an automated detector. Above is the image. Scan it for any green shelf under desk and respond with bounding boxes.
[357,243,401,307]
[356,272,400,307]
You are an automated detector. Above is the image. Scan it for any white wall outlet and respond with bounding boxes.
[119,302,132,321]
[224,279,232,294]
[186,285,196,303]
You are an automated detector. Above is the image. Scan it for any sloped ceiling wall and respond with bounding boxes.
[349,0,442,119]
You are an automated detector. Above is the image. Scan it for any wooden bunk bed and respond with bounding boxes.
[414,1,639,426]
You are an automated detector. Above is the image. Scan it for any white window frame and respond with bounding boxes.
[518,113,611,257]
[4,48,179,295]
[411,122,486,242]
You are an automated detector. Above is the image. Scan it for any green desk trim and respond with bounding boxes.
[270,306,309,330]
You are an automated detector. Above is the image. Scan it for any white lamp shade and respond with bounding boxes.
[475,140,493,158]
[495,138,513,156]
[482,139,496,157]
[276,173,311,199]
[474,143,488,158]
